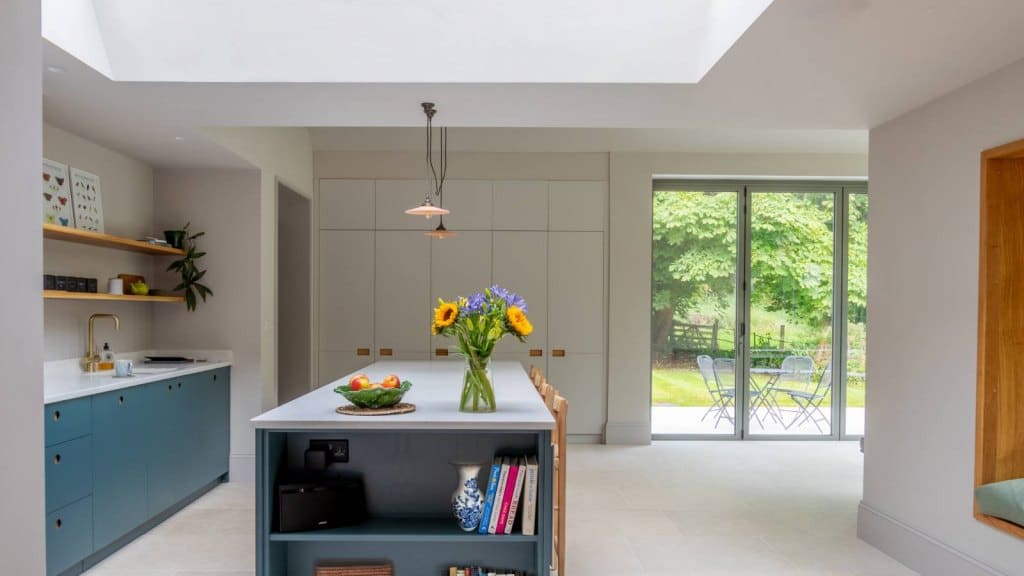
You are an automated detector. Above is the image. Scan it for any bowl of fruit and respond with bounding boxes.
[334,373,412,409]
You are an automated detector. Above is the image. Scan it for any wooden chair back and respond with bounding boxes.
[551,394,568,576]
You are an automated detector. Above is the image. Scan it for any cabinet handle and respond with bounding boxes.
[356,348,371,356]
[529,349,544,357]
[177,382,182,389]
[551,349,566,357]
[435,348,449,357]
[55,518,62,529]
[118,395,125,405]
[213,374,217,381]
[53,410,61,422]
[167,384,173,391]
[54,454,61,465]
[379,348,393,357]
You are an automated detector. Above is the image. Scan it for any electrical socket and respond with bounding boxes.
[309,439,349,463]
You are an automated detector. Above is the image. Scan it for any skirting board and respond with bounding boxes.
[230,454,255,485]
[604,421,651,445]
[857,502,1005,576]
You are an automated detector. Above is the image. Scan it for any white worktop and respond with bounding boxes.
[252,360,555,431]
[44,349,232,404]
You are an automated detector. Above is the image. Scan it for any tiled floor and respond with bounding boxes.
[85,442,914,576]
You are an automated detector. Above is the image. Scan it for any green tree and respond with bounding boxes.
[652,191,861,358]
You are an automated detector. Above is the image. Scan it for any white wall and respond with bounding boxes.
[277,183,312,403]
[607,152,868,443]
[152,168,262,483]
[0,0,44,572]
[860,58,1024,575]
[42,123,156,360]
[205,127,314,417]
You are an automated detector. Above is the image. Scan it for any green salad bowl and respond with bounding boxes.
[334,381,412,409]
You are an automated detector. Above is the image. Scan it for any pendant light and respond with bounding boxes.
[405,102,450,218]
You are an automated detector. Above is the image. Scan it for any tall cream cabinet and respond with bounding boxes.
[317,178,608,437]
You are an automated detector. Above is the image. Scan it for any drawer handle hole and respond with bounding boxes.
[54,454,61,465]
[118,396,125,405]
[213,374,217,381]
[53,410,61,422]
[177,382,182,388]
[168,384,173,391]
[55,519,62,529]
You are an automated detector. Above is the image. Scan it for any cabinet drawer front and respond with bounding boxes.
[45,435,93,513]
[45,397,92,447]
[46,496,93,576]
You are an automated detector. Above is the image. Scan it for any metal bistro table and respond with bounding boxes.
[748,366,815,429]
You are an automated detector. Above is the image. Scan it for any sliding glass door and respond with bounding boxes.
[651,181,866,440]
[651,184,742,437]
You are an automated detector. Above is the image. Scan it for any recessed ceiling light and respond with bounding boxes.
[174,136,185,141]
[46,65,65,74]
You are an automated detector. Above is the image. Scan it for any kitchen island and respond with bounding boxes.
[252,360,555,575]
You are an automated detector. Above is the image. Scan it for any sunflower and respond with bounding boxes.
[433,300,459,329]
[506,305,533,337]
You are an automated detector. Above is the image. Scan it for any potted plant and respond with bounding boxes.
[167,222,213,311]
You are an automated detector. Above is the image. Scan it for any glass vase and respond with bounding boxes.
[460,355,496,413]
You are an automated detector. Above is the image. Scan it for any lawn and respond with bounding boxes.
[652,367,865,408]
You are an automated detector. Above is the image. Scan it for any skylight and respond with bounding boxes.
[43,0,772,84]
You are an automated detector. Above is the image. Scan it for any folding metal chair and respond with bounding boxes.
[782,361,832,433]
[770,355,815,424]
[711,357,737,429]
[696,355,726,423]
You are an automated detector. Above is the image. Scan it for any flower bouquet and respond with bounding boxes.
[432,285,533,412]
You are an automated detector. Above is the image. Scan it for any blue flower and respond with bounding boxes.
[490,284,527,312]
[464,292,488,314]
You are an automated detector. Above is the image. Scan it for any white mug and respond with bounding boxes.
[115,359,133,377]
[108,278,123,295]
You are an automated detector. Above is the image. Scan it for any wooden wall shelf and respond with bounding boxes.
[976,137,1024,540]
[43,290,184,303]
[43,223,186,256]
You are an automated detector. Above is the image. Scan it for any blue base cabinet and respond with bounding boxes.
[92,385,150,551]
[44,367,230,576]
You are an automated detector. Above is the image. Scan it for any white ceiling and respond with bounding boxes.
[44,0,772,84]
[40,0,1024,167]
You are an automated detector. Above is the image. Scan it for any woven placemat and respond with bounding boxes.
[336,402,416,416]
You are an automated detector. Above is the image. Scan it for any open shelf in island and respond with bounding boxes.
[43,290,185,303]
[269,517,540,543]
[43,223,186,256]
[252,361,555,576]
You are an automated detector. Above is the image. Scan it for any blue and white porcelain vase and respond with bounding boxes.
[451,462,484,532]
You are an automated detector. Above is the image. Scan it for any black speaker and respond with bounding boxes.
[276,475,368,532]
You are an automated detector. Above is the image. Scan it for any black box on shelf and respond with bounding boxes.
[76,277,88,292]
[87,278,98,293]
[43,275,56,290]
[276,474,367,533]
[55,276,68,291]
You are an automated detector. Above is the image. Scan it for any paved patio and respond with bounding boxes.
[652,406,865,436]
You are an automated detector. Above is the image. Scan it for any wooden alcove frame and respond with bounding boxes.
[976,137,1024,539]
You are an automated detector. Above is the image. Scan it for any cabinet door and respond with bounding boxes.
[92,386,148,550]
[493,352,546,378]
[375,180,433,230]
[547,353,606,436]
[549,181,607,231]
[319,179,374,229]
[375,231,431,356]
[492,231,547,358]
[193,369,230,488]
[430,231,493,354]
[146,377,189,516]
[319,230,375,384]
[493,181,548,230]
[442,180,492,230]
[548,232,604,354]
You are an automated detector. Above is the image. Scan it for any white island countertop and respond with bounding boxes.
[45,350,232,404]
[252,360,555,431]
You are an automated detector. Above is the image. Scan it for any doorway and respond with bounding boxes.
[276,182,312,404]
[651,180,867,439]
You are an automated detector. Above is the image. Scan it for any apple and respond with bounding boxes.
[382,374,400,389]
[348,374,370,391]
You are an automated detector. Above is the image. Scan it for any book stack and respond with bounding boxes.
[446,567,527,576]
[479,455,539,536]
[315,565,392,576]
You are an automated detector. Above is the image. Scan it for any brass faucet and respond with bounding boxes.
[81,313,120,372]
